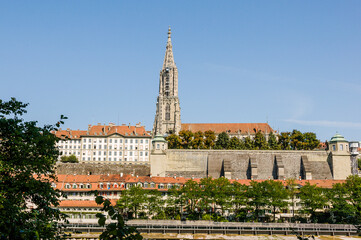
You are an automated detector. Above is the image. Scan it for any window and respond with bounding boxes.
[146,140,148,144]
[119,152,122,156]
[125,139,128,144]
[340,144,344,151]
[115,139,118,143]
[120,139,122,143]
[114,152,117,156]
[109,152,112,156]
[72,184,77,189]
[104,139,107,143]
[145,152,148,156]
[109,139,112,143]
[129,152,133,156]
[130,139,133,144]
[140,140,143,144]
[140,152,143,156]
[135,140,138,144]
[88,145,91,149]
[99,151,101,155]
[332,145,336,151]
[165,104,170,120]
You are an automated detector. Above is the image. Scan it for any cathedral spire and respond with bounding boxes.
[153,27,181,136]
[163,27,176,69]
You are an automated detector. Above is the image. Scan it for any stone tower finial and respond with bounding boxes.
[163,27,175,69]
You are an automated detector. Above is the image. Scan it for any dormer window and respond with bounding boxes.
[72,184,77,189]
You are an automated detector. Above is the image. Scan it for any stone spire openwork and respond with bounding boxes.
[152,27,181,136]
[163,27,175,69]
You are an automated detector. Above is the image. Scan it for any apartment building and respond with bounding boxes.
[54,123,151,165]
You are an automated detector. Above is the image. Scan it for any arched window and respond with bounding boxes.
[165,104,170,120]
[86,184,92,189]
[72,184,77,189]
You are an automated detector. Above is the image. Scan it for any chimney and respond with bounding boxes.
[120,172,123,177]
[97,123,101,126]
[136,122,141,128]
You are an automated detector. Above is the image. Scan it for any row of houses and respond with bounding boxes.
[55,174,344,224]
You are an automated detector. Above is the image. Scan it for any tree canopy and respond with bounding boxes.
[0,98,67,239]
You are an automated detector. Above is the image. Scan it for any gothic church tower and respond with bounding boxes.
[152,27,181,136]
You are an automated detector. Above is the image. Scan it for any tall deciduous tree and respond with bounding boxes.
[228,136,244,150]
[166,134,182,149]
[0,98,67,239]
[303,132,320,150]
[215,132,230,149]
[263,180,289,222]
[290,130,304,150]
[117,185,147,219]
[204,130,216,149]
[278,132,291,150]
[191,131,205,149]
[268,132,279,150]
[179,130,194,149]
[254,131,268,150]
[243,136,255,150]
[299,182,329,223]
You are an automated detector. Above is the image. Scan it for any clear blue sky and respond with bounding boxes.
[1,1,360,141]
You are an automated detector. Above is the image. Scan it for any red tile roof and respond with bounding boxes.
[59,199,117,208]
[181,123,274,135]
[54,174,344,190]
[53,124,151,139]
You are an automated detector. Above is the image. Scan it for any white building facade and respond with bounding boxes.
[55,123,151,165]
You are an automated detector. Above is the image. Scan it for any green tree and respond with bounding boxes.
[213,177,232,218]
[204,130,216,149]
[191,131,205,149]
[303,132,320,150]
[228,137,244,150]
[290,130,304,150]
[358,158,361,171]
[145,190,164,219]
[95,194,143,240]
[180,179,202,219]
[286,178,298,222]
[117,185,147,219]
[247,181,268,221]
[60,154,78,163]
[166,134,182,149]
[0,98,67,239]
[179,130,194,149]
[230,182,248,221]
[263,180,289,222]
[254,131,268,150]
[268,132,280,150]
[329,175,361,225]
[215,132,230,149]
[299,182,329,223]
[243,136,255,150]
[278,132,291,150]
[199,177,216,215]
